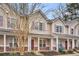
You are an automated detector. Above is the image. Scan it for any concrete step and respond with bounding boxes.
[34,51,43,56]
[73,51,78,54]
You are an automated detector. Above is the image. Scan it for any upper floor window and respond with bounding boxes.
[0,16,3,27]
[55,25,63,33]
[71,28,74,34]
[7,17,16,28]
[78,30,79,35]
[39,22,44,31]
[31,21,45,31]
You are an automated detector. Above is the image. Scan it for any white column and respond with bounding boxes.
[56,36,59,52]
[72,39,75,49]
[12,37,15,48]
[76,40,78,48]
[38,37,40,51]
[77,40,79,48]
[67,39,70,50]
[51,39,53,50]
[4,34,6,52]
[28,36,31,52]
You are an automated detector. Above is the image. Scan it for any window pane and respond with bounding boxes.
[60,26,62,32]
[0,16,3,27]
[14,43,18,47]
[78,30,79,35]
[35,22,39,30]
[71,28,73,34]
[40,40,43,47]
[9,43,12,47]
[31,21,35,29]
[7,18,16,28]
[43,44,46,47]
[7,18,11,28]
[55,25,63,33]
[43,40,46,47]
[40,44,42,47]
[39,23,43,31]
[55,26,59,32]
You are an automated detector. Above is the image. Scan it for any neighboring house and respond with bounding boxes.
[0,4,24,52]
[28,10,79,52]
[0,4,79,53]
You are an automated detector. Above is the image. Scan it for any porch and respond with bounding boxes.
[28,34,79,52]
[28,36,52,51]
[0,34,28,52]
[53,36,79,52]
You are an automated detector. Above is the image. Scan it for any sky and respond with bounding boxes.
[41,3,66,19]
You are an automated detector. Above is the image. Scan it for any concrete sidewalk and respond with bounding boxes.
[58,53,79,56]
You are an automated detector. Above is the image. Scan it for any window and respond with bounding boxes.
[55,25,63,33]
[71,28,74,34]
[40,40,46,48]
[0,16,3,27]
[39,23,43,31]
[9,43,12,48]
[31,21,39,30]
[14,43,18,47]
[7,17,16,28]
[9,37,18,48]
[35,22,39,30]
[31,21,45,31]
[78,30,79,35]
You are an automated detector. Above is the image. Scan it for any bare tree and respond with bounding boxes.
[7,3,46,55]
[47,4,67,22]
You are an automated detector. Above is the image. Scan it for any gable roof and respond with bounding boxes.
[29,9,49,20]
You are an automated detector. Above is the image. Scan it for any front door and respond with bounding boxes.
[31,39,34,50]
[65,41,67,49]
[70,40,72,49]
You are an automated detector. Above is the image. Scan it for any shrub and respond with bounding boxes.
[40,51,60,56]
[59,50,68,54]
[24,52,37,56]
[0,52,20,56]
[67,50,73,54]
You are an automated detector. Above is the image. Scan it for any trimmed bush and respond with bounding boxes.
[40,51,60,56]
[24,52,37,56]
[0,52,20,56]
[67,50,73,54]
[59,50,67,54]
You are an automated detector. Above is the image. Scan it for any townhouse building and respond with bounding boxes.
[0,4,79,53]
[28,10,79,52]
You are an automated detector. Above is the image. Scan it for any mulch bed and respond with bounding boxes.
[40,51,61,56]
[0,52,37,56]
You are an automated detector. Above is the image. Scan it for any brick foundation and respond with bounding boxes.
[0,47,4,52]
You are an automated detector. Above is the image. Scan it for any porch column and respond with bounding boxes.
[38,37,40,51]
[12,37,15,48]
[51,38,53,50]
[76,40,79,48]
[67,39,69,50]
[28,36,31,52]
[4,34,6,52]
[56,36,59,52]
[72,39,75,49]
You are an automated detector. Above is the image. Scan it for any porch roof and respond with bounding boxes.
[52,33,79,39]
[29,33,53,39]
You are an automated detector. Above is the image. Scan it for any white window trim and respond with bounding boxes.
[7,17,16,29]
[0,16,4,28]
[55,25,63,34]
[40,39,46,48]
